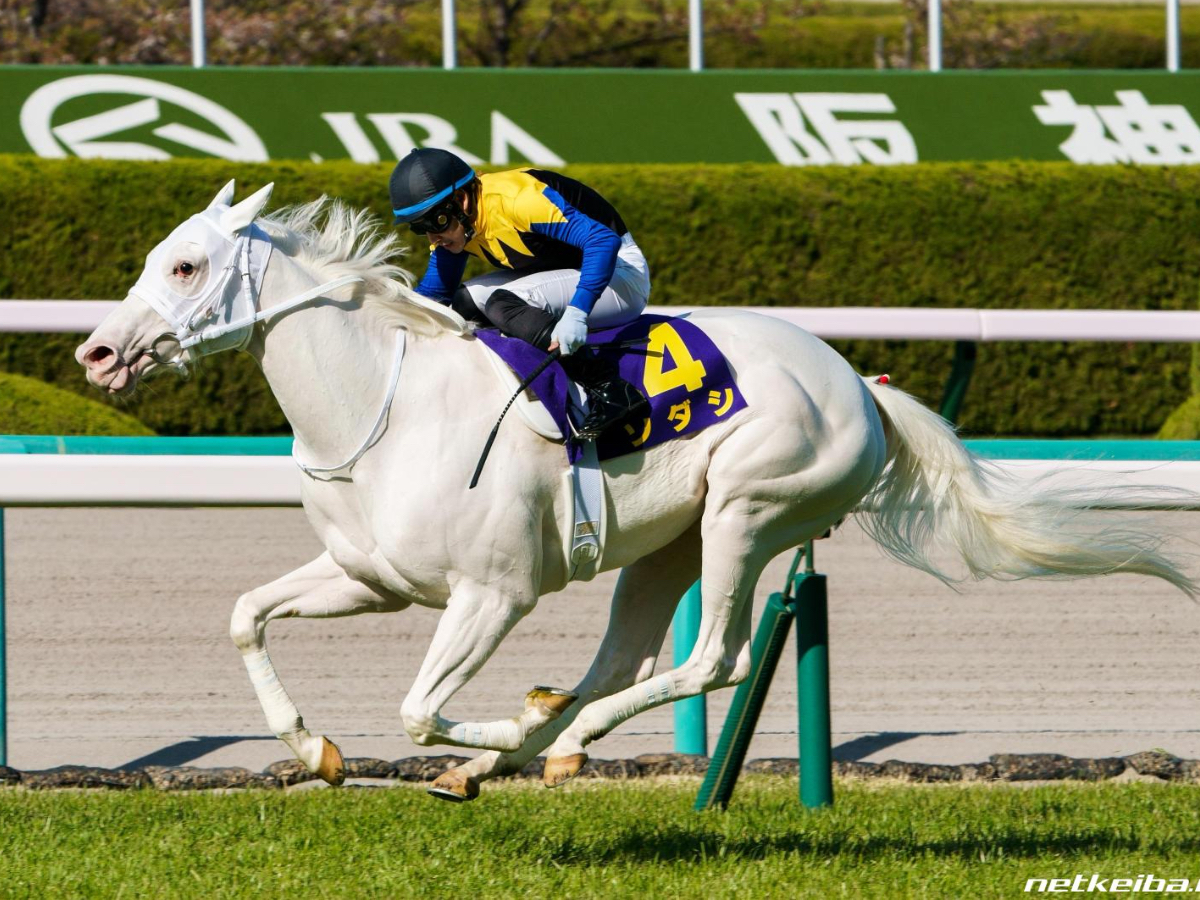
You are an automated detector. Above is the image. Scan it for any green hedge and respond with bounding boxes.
[2,155,1197,437]
[0,371,154,435]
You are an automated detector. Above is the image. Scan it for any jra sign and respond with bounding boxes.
[5,67,1200,166]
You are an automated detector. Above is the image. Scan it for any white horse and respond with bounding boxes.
[76,182,1194,801]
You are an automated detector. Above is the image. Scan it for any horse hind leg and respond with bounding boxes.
[424,681,579,802]
[542,517,775,786]
[539,416,866,786]
[229,552,409,785]
[429,523,702,801]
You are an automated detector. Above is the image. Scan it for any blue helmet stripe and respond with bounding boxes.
[392,169,476,219]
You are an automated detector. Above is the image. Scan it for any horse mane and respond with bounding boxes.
[258,197,468,338]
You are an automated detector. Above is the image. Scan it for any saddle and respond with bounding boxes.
[474,314,747,584]
[481,343,566,442]
[474,313,747,464]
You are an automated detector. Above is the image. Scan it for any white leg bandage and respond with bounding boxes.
[571,674,677,750]
[448,717,525,752]
[243,648,307,740]
[243,648,326,770]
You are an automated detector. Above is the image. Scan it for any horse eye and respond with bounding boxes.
[177,262,195,276]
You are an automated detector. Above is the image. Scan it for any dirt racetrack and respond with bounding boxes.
[7,507,1200,773]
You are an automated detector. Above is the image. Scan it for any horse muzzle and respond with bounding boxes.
[75,339,147,395]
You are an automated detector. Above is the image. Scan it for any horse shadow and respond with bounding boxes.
[120,735,264,769]
[545,823,1195,866]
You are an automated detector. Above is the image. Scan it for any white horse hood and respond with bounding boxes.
[128,181,274,355]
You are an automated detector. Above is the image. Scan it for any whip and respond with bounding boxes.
[469,348,561,490]
[468,338,660,490]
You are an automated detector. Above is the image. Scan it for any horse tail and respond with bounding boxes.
[856,377,1196,595]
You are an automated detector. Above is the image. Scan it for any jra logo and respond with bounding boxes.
[20,74,267,161]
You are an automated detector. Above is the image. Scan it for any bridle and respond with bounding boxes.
[131,210,406,478]
[135,221,364,364]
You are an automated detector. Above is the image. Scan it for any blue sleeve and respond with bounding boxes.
[414,247,468,303]
[532,188,621,314]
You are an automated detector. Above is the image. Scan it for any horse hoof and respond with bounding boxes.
[526,685,578,718]
[427,769,480,803]
[543,752,588,788]
[316,737,345,786]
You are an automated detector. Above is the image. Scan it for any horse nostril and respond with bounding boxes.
[83,344,116,370]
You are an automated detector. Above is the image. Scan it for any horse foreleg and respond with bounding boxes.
[399,581,558,756]
[229,552,409,784]
[432,525,702,801]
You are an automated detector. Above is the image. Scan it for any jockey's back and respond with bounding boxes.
[462,169,628,274]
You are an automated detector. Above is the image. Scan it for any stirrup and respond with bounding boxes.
[575,385,649,442]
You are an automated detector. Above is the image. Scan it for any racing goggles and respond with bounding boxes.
[408,200,462,236]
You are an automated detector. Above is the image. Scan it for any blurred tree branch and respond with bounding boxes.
[891,0,1084,69]
[29,0,49,32]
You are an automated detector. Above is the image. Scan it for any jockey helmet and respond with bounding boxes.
[389,148,477,236]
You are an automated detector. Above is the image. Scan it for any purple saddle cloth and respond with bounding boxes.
[475,313,747,463]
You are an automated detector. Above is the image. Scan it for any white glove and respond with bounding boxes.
[550,306,589,356]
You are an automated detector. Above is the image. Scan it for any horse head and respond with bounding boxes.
[75,180,275,395]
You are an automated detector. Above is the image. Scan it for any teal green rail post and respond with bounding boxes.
[794,552,833,808]
[673,581,707,755]
[695,544,810,811]
[938,340,977,425]
[0,507,7,767]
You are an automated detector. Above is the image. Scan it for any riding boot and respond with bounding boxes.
[482,290,556,349]
[559,352,651,442]
[449,286,488,325]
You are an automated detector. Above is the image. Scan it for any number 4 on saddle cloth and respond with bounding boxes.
[474,314,749,463]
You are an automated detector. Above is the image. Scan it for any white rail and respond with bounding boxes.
[1168,0,1181,72]
[923,0,1181,73]
[188,0,1186,76]
[0,456,301,506]
[1,301,115,332]
[0,454,1196,509]
[9,300,1200,344]
[6,297,1200,507]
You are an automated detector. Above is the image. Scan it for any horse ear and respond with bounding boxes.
[220,183,274,234]
[207,179,237,210]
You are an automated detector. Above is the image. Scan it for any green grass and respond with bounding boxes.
[3,778,1200,898]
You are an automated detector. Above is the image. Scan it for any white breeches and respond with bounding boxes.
[462,233,650,327]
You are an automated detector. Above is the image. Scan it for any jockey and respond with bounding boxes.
[389,147,650,441]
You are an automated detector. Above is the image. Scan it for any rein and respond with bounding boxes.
[291,330,407,477]
[178,272,366,351]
